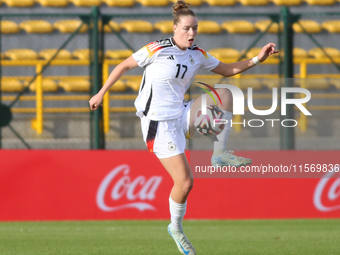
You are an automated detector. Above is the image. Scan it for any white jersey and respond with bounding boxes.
[132,37,219,121]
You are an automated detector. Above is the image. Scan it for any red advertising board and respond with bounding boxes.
[0,150,339,221]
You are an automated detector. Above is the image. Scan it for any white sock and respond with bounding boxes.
[169,196,187,232]
[214,110,232,153]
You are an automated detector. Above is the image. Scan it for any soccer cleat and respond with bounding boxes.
[211,149,252,168]
[167,223,196,255]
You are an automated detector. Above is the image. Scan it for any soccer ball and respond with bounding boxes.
[194,105,225,137]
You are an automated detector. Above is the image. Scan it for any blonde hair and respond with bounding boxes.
[173,0,196,25]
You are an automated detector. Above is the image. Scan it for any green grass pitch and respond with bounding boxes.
[0,219,339,255]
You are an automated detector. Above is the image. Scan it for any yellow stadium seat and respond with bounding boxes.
[293,20,322,33]
[103,21,120,32]
[19,20,54,33]
[262,78,283,89]
[169,0,202,5]
[295,78,330,90]
[308,47,340,58]
[280,48,309,59]
[329,79,340,90]
[198,21,221,34]
[125,77,142,92]
[53,20,88,33]
[1,79,24,92]
[59,79,90,92]
[237,0,269,5]
[228,78,263,90]
[221,20,256,33]
[322,20,340,33]
[303,0,335,5]
[271,0,302,5]
[39,49,72,60]
[2,0,35,6]
[102,0,134,6]
[105,49,133,59]
[109,80,126,92]
[72,49,103,60]
[5,49,38,60]
[209,48,240,59]
[1,53,5,59]
[29,79,59,92]
[1,21,20,34]
[72,49,89,60]
[136,0,168,6]
[69,0,101,6]
[241,48,278,59]
[120,20,154,33]
[255,20,283,33]
[204,0,236,6]
[35,0,69,6]
[154,20,173,34]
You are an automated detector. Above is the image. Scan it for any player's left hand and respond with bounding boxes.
[257,43,279,62]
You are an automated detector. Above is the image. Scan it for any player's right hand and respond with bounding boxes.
[89,94,103,111]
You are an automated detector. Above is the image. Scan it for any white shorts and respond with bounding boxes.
[141,100,193,159]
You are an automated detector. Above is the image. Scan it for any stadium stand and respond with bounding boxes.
[221,20,256,33]
[1,20,20,34]
[329,78,340,89]
[280,48,309,59]
[35,0,69,7]
[120,20,154,33]
[271,0,302,5]
[105,49,133,59]
[321,20,340,33]
[5,49,38,60]
[102,21,120,32]
[38,49,73,60]
[292,20,322,33]
[154,20,173,33]
[69,0,101,6]
[295,78,330,90]
[303,0,336,5]
[228,77,263,90]
[242,47,279,59]
[308,47,340,58]
[209,48,240,59]
[59,79,90,92]
[53,20,88,33]
[109,80,127,92]
[101,0,135,6]
[197,20,221,33]
[203,0,236,6]
[255,20,282,33]
[2,0,35,7]
[169,0,203,5]
[0,79,24,92]
[19,20,54,33]
[125,77,142,91]
[29,79,59,92]
[135,0,169,6]
[237,0,269,6]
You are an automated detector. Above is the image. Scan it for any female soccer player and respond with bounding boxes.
[89,1,278,254]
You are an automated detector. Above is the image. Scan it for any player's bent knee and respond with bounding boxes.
[181,178,194,195]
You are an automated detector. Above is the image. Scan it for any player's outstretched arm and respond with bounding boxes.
[211,43,279,77]
[89,56,139,111]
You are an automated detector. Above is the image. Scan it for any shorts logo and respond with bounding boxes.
[189,55,195,65]
[168,141,176,152]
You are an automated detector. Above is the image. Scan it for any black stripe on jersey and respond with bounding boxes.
[143,85,153,116]
[140,71,146,92]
